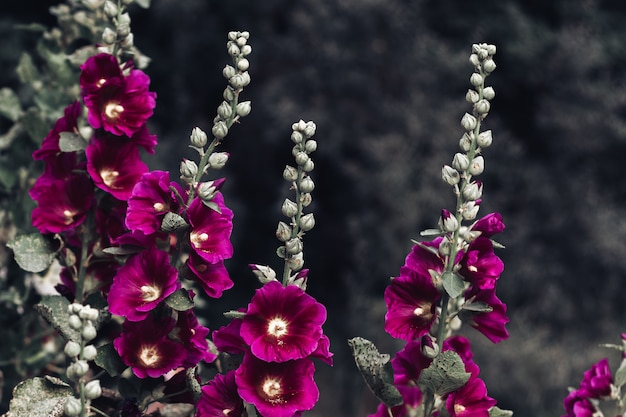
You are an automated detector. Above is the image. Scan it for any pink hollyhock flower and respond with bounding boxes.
[173,292,217,367]
[235,354,319,417]
[310,334,334,366]
[185,252,233,298]
[30,174,94,234]
[445,374,496,417]
[107,246,180,321]
[95,196,128,247]
[562,390,595,417]
[459,237,504,290]
[579,358,613,398]
[33,101,82,161]
[187,193,234,264]
[443,335,475,368]
[86,134,148,200]
[212,315,247,355]
[125,170,182,235]
[128,123,158,154]
[240,280,327,362]
[471,212,505,238]
[197,371,244,417]
[464,286,509,343]
[80,53,156,137]
[113,314,187,378]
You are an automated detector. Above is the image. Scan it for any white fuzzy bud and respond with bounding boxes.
[461,201,480,221]
[299,213,315,231]
[465,89,479,103]
[474,99,490,115]
[452,153,470,171]
[285,238,303,255]
[223,87,235,101]
[223,65,236,80]
[276,221,292,242]
[208,152,229,169]
[483,86,496,100]
[281,199,298,217]
[469,156,485,176]
[78,306,99,321]
[180,159,198,180]
[69,303,83,314]
[459,133,472,152]
[102,27,116,44]
[302,159,315,172]
[249,264,277,284]
[295,152,310,166]
[461,113,477,131]
[442,165,460,186]
[303,122,316,138]
[237,58,250,71]
[64,397,82,417]
[229,73,246,89]
[285,252,304,271]
[82,323,97,341]
[82,345,97,361]
[463,181,483,201]
[283,165,298,182]
[300,193,312,207]
[228,31,238,41]
[485,44,497,56]
[227,43,240,57]
[68,314,83,330]
[291,131,304,144]
[304,139,317,153]
[482,58,496,73]
[190,127,208,148]
[240,44,252,56]
[64,341,81,358]
[212,121,228,139]
[299,176,315,193]
[84,380,102,400]
[477,130,493,148]
[236,101,252,117]
[217,101,233,119]
[469,53,480,67]
[470,73,483,87]
[103,1,118,17]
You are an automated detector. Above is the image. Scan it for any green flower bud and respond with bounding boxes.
[212,121,228,139]
[469,156,485,176]
[474,99,490,115]
[229,74,246,89]
[208,152,229,169]
[299,176,315,193]
[64,397,82,417]
[285,238,303,255]
[299,213,315,232]
[82,323,97,341]
[64,341,81,358]
[82,345,97,361]
[240,44,252,56]
[103,1,118,17]
[291,131,304,144]
[180,159,198,180]
[482,86,495,100]
[84,380,102,400]
[283,165,298,182]
[295,152,309,166]
[223,65,236,80]
[223,87,235,101]
[477,130,493,148]
[102,27,116,44]
[302,159,315,172]
[461,113,477,131]
[237,58,250,71]
[465,89,479,103]
[276,221,292,242]
[442,165,460,186]
[68,314,83,330]
[236,101,252,117]
[452,153,470,171]
[217,101,233,120]
[470,73,483,87]
[281,199,298,217]
[190,127,208,148]
[304,139,317,153]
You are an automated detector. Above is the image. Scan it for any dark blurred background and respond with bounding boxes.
[3,1,626,416]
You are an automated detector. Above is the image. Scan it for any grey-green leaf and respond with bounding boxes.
[7,233,56,273]
[34,295,80,342]
[16,52,40,85]
[165,288,194,311]
[348,337,403,407]
[58,131,86,152]
[3,376,72,417]
[135,0,152,8]
[95,343,127,377]
[489,406,514,417]
[418,350,471,396]
[0,88,22,122]
[442,271,465,298]
[614,358,626,388]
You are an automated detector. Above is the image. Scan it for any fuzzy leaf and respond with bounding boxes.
[135,0,151,8]
[102,245,145,256]
[3,376,72,417]
[95,343,127,377]
[615,358,626,388]
[489,406,514,417]
[223,310,246,319]
[202,200,222,213]
[7,233,56,273]
[419,229,444,237]
[34,295,80,342]
[161,211,188,232]
[418,350,471,396]
[442,271,465,298]
[0,88,22,122]
[58,131,86,152]
[16,52,40,85]
[348,337,403,407]
[21,108,50,145]
[165,288,194,311]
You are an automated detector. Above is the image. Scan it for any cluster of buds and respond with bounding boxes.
[275,120,318,287]
[97,0,150,68]
[63,303,102,417]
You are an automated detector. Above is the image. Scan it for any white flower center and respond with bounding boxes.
[140,285,160,302]
[101,169,120,188]
[96,78,107,88]
[104,102,124,121]
[413,306,425,316]
[454,403,466,414]
[63,209,75,225]
[153,202,166,212]
[261,377,284,403]
[267,317,288,338]
[138,345,160,367]
[190,232,209,248]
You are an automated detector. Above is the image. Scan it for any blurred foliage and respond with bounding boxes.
[3,0,626,416]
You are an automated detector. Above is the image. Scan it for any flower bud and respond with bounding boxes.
[102,27,116,44]
[450,315,462,331]
[303,122,316,138]
[304,139,317,153]
[462,181,483,201]
[68,314,83,330]
[485,44,497,56]
[237,58,250,71]
[297,120,307,131]
[461,113,477,131]
[438,237,452,256]
[482,58,496,73]
[120,33,134,49]
[223,87,235,101]
[180,159,198,180]
[82,323,97,341]
[459,133,472,152]
[229,74,246,89]
[452,153,469,171]
[478,48,489,60]
[228,31,238,41]
[441,165,460,186]
[469,156,485,176]
[421,335,440,359]
[302,159,315,172]
[477,130,493,148]
[240,44,252,56]
[236,36,247,47]
[285,252,304,271]
[69,303,83,314]
[295,152,310,166]
[116,23,131,39]
[208,152,229,169]
[470,73,483,87]
[281,199,298,217]
[236,101,252,117]
[249,264,277,284]
[285,238,303,255]
[283,165,298,182]
[212,121,228,139]
[84,380,102,400]
[190,127,208,148]
[482,86,495,100]
[291,131,304,144]
[217,101,233,119]
[78,306,99,321]
[465,89,479,103]
[440,209,459,233]
[227,43,240,57]
[474,99,490,115]
[103,0,118,17]
[300,193,312,207]
[198,178,225,202]
[64,341,81,358]
[469,53,480,67]
[73,360,89,378]
[461,201,480,221]
[64,397,82,417]
[299,176,315,193]
[299,213,315,232]
[276,221,292,242]
[240,31,250,40]
[82,345,97,361]
[240,71,251,86]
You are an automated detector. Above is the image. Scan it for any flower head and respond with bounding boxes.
[459,237,504,290]
[197,371,244,417]
[464,286,509,343]
[471,212,505,238]
[445,374,496,417]
[187,193,234,264]
[579,358,613,398]
[185,252,233,298]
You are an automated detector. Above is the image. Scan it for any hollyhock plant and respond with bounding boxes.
[107,246,180,321]
[86,133,149,200]
[235,353,319,417]
[187,193,234,263]
[80,53,156,137]
[578,358,613,398]
[212,314,247,355]
[241,280,327,363]
[113,314,188,379]
[197,371,245,417]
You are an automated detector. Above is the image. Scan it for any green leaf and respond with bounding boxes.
[0,88,22,122]
[3,376,72,417]
[489,406,514,417]
[102,245,144,255]
[419,229,444,237]
[16,52,40,85]
[462,301,493,313]
[202,200,222,213]
[34,295,80,342]
[0,165,17,190]
[418,350,471,396]
[615,358,626,388]
[135,0,152,7]
[165,288,194,311]
[7,233,57,273]
[442,271,465,298]
[348,337,403,407]
[161,211,189,232]
[58,131,86,152]
[95,343,127,377]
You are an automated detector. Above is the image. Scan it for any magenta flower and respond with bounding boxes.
[113,314,187,378]
[86,133,148,200]
[471,212,505,238]
[445,374,496,417]
[80,53,156,137]
[197,371,244,417]
[464,286,509,343]
[240,280,327,362]
[212,315,247,355]
[563,390,596,417]
[125,170,182,234]
[33,101,82,161]
[459,237,504,290]
[187,193,234,264]
[107,246,180,321]
[443,335,475,368]
[235,354,319,417]
[579,358,613,398]
[310,334,334,366]
[185,252,233,298]
[173,294,217,367]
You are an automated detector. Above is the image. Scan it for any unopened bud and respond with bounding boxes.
[295,152,309,166]
[474,99,490,115]
[120,33,134,49]
[440,209,459,232]
[249,264,277,284]
[84,380,102,400]
[68,314,82,330]
[469,53,480,67]
[304,139,317,153]
[212,121,228,139]
[102,27,116,44]
[303,159,315,172]
[438,237,452,256]
[240,44,252,56]
[237,58,250,71]
[291,131,304,144]
[459,133,472,152]
[283,165,298,182]
[477,130,493,148]
[297,120,307,131]
[236,36,247,47]
[482,86,495,100]
[227,43,240,57]
[78,306,99,321]
[229,73,246,89]
[465,89,479,103]
[276,221,292,242]
[469,156,485,176]
[303,122,316,138]
[198,178,225,202]
[463,181,483,201]
[285,238,303,255]
[299,213,315,232]
[240,71,251,86]
[217,101,233,119]
[300,193,312,207]
[470,73,483,87]
[482,58,496,73]
[64,341,81,358]
[485,44,497,56]
[461,201,480,221]
[421,335,440,359]
[281,199,298,217]
[190,127,208,148]
[82,323,97,341]
[452,153,470,171]
[236,101,252,117]
[223,87,235,101]
[461,113,477,131]
[64,397,82,417]
[82,345,97,361]
[299,176,315,193]
[180,159,198,180]
[442,165,460,186]
[72,360,89,379]
[69,303,83,314]
[208,152,229,169]
[103,0,118,17]
[285,252,304,271]
[228,31,238,41]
